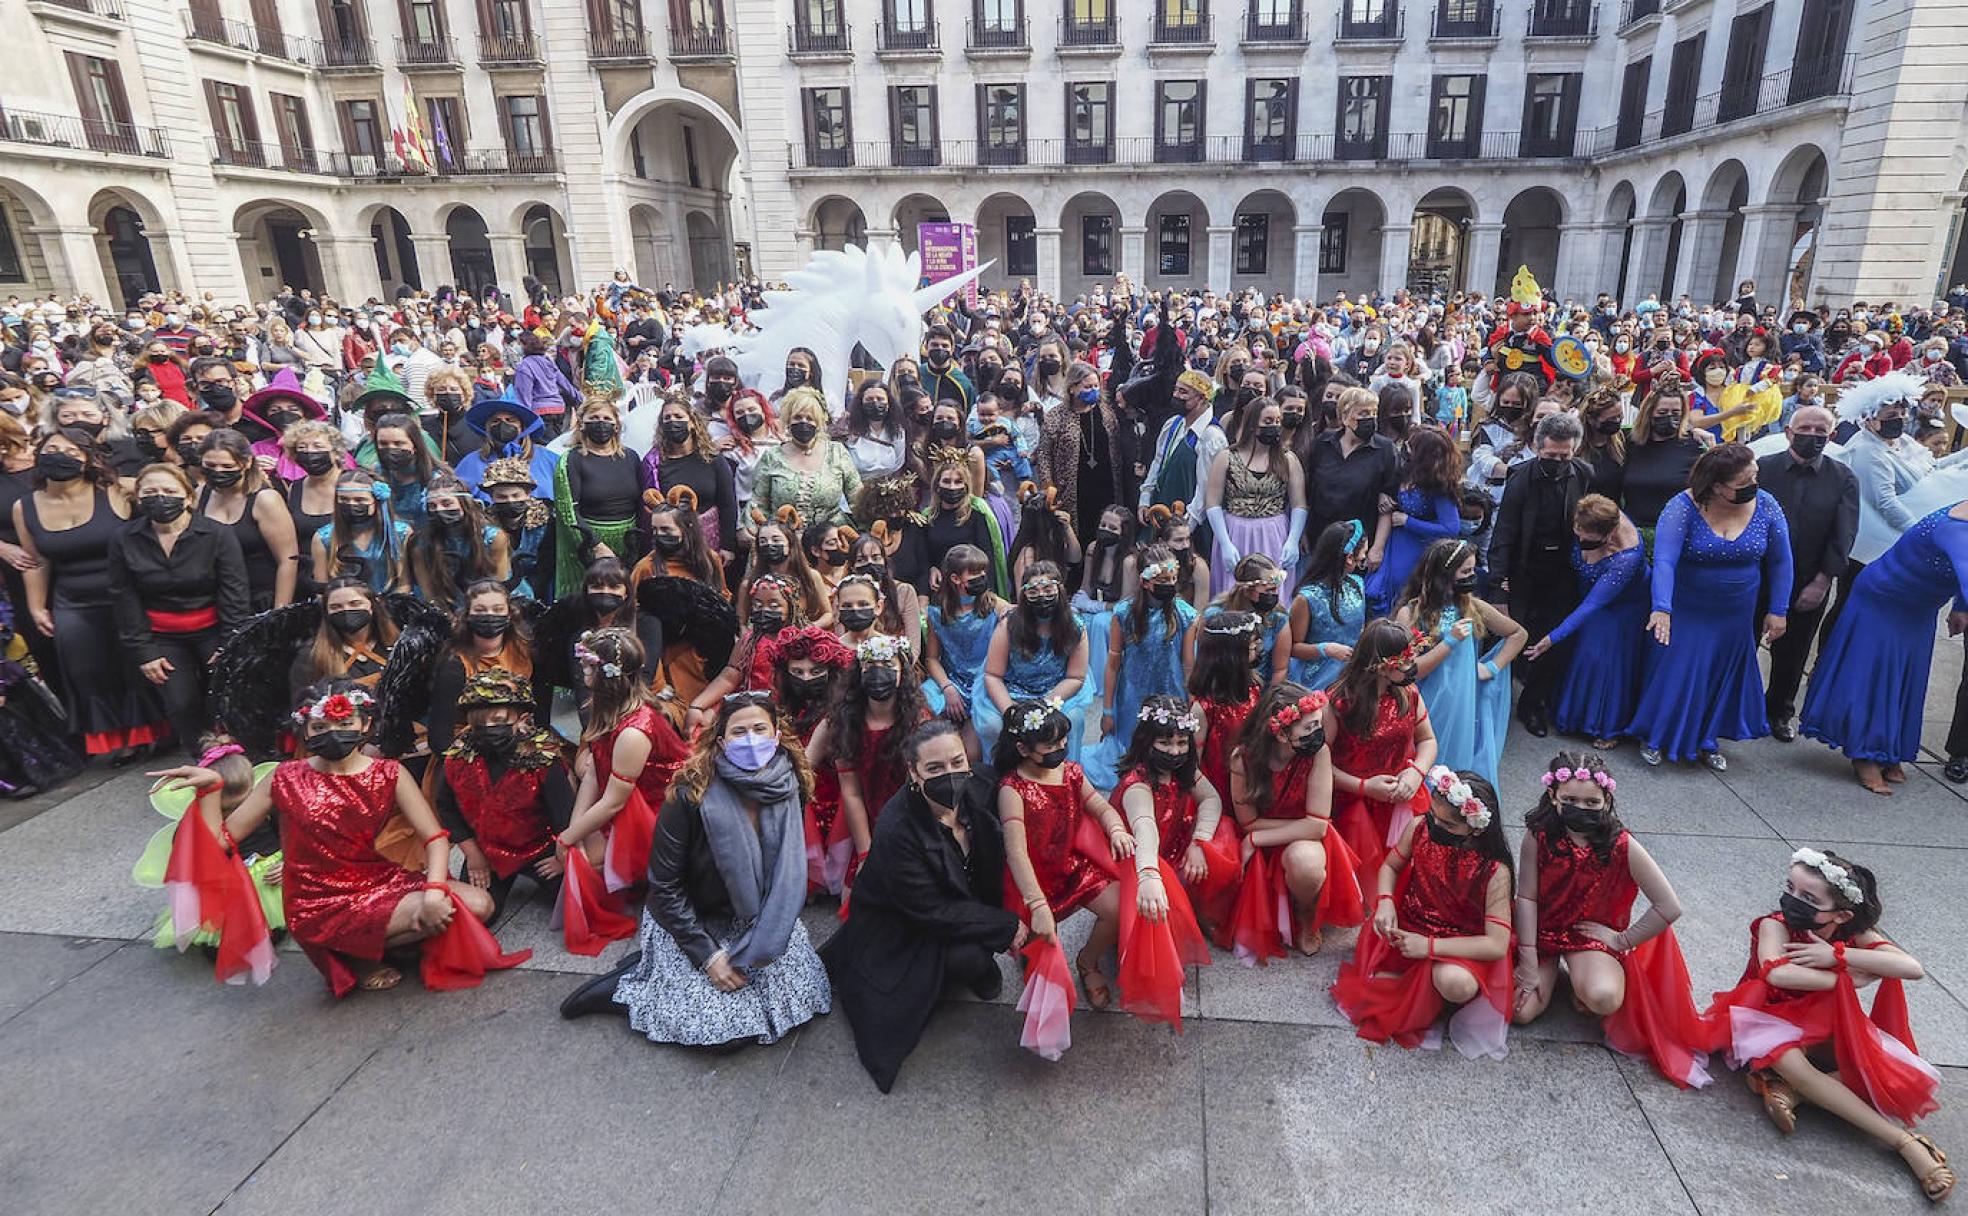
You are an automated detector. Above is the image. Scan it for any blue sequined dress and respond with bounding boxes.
[1364,486,1465,616]
[1085,597,1198,788]
[1546,544,1651,740]
[971,613,1098,759]
[1289,573,1366,692]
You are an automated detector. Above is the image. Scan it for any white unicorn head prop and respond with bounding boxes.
[686,243,993,407]
[1833,369,1925,425]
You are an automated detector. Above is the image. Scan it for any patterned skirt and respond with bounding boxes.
[613,912,832,1046]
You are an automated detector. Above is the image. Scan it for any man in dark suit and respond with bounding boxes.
[1757,404,1859,740]
[821,721,1025,1093]
[1491,411,1592,736]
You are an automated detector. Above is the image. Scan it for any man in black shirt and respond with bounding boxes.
[1491,412,1590,736]
[1757,404,1857,740]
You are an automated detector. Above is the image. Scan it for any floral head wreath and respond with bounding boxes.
[1268,691,1329,737]
[295,686,375,724]
[1203,612,1260,637]
[1240,565,1287,590]
[854,633,911,665]
[1140,557,1178,582]
[573,631,625,679]
[1377,627,1428,672]
[1425,765,1492,831]
[1792,847,1864,906]
[763,624,854,670]
[1014,698,1065,736]
[749,573,802,607]
[834,572,884,602]
[1541,763,1616,793]
[1140,701,1200,732]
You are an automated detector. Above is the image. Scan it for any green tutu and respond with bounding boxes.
[133,762,287,946]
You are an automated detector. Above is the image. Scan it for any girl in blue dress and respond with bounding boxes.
[1365,427,1467,616]
[1801,502,1968,794]
[975,560,1095,759]
[1199,554,1291,687]
[1395,538,1525,788]
[1524,495,1651,750]
[1627,443,1792,770]
[1072,505,1133,703]
[923,543,1007,757]
[310,469,409,595]
[1087,546,1197,788]
[1290,521,1368,691]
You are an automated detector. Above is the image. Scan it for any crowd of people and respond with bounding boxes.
[2,262,1961,1201]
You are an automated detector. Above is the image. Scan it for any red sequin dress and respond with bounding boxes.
[1001,762,1114,921]
[1331,828,1512,1058]
[1108,768,1216,1027]
[589,703,690,890]
[1701,916,1939,1121]
[275,758,425,997]
[797,716,845,894]
[1195,686,1259,813]
[1329,689,1432,889]
[1531,829,1711,1087]
[1224,753,1368,964]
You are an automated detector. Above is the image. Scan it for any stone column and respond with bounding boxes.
[1292,223,1323,302]
[1120,224,1147,285]
[1464,221,1507,295]
[1206,224,1235,291]
[409,232,452,293]
[1554,222,1606,305]
[316,235,384,303]
[1378,222,1414,292]
[487,234,528,299]
[1735,204,1800,307]
[1627,217,1673,301]
[1672,209,1730,304]
[48,226,113,304]
[864,225,901,252]
[1034,225,1063,299]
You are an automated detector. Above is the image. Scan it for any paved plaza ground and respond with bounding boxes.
[2,654,1967,1215]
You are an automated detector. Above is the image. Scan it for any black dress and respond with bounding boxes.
[285,479,334,598]
[0,465,56,680]
[1619,437,1705,529]
[198,485,281,611]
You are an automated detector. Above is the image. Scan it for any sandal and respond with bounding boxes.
[1076,959,1113,1010]
[1747,1069,1799,1135]
[1854,761,1893,796]
[1296,925,1324,957]
[1898,1132,1956,1204]
[1591,737,1621,751]
[356,964,402,992]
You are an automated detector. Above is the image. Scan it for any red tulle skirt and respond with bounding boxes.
[602,788,659,893]
[1016,936,1077,1060]
[1332,924,1514,1060]
[164,806,275,987]
[553,847,638,956]
[1332,786,1430,893]
[1564,932,1712,1089]
[420,892,531,990]
[1702,972,1938,1123]
[1218,828,1365,966]
[1115,856,1212,1031]
[805,766,848,895]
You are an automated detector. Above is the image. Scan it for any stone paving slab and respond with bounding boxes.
[0,931,120,1024]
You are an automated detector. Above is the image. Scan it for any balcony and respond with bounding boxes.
[323,146,563,180]
[1617,0,1660,30]
[891,141,940,168]
[313,36,378,70]
[588,27,654,62]
[1150,12,1213,51]
[787,20,852,60]
[783,130,1591,171]
[1058,12,1119,53]
[1525,1,1596,39]
[1,107,169,158]
[477,30,540,65]
[1334,3,1403,43]
[26,0,123,31]
[670,24,733,60]
[1590,54,1855,155]
[978,136,1026,166]
[395,34,460,70]
[182,10,309,62]
[876,20,940,57]
[1430,2,1498,40]
[967,18,1031,55]
[1243,6,1310,45]
[208,137,335,174]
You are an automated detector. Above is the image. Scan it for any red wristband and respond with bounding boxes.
[1375,893,1394,904]
[423,881,450,892]
[1831,941,1848,971]
[423,829,451,844]
[1426,937,1437,959]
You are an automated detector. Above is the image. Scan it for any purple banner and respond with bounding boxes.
[917,221,978,308]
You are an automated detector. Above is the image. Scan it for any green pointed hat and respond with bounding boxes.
[351,360,413,413]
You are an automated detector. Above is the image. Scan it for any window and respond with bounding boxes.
[488,0,528,37]
[1662,34,1704,136]
[1006,214,1037,276]
[1336,76,1388,157]
[1082,214,1113,276]
[208,82,260,164]
[977,0,1020,31]
[887,0,931,33]
[1427,74,1483,157]
[326,0,364,40]
[1342,0,1391,33]
[890,84,938,166]
[1437,0,1489,28]
[1615,57,1649,149]
[1235,213,1269,275]
[1245,78,1295,159]
[801,0,845,34]
[978,83,1025,164]
[1067,81,1112,162]
[630,128,648,177]
[673,0,725,32]
[424,96,462,169]
[66,52,136,152]
[500,94,552,170]
[1319,211,1348,273]
[1718,3,1772,121]
[272,93,314,168]
[0,205,22,282]
[803,86,851,166]
[1520,72,1580,156]
[1158,213,1191,276]
[597,0,640,38]
[1155,80,1203,163]
[406,0,445,42]
[1157,0,1204,40]
[1065,0,1111,41]
[343,99,383,159]
[1250,0,1295,25]
[1789,0,1852,100]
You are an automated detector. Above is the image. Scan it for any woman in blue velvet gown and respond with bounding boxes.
[1290,520,1369,691]
[1395,538,1526,789]
[1626,443,1792,770]
[1086,547,1197,788]
[1801,501,1968,794]
[1524,495,1651,749]
[1364,428,1466,616]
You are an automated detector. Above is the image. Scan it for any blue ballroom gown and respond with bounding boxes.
[1414,606,1513,788]
[923,602,997,718]
[971,612,1100,760]
[1085,596,1198,789]
[1546,544,1651,741]
[1364,486,1465,616]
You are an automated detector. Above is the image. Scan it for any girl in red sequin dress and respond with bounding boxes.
[1327,619,1438,889]
[560,628,690,892]
[1701,849,1952,1203]
[765,625,854,894]
[1186,609,1264,815]
[1112,694,1235,918]
[811,633,931,897]
[152,678,502,996]
[1512,751,1709,1089]
[1331,767,1514,1059]
[995,699,1135,1008]
[1223,683,1363,962]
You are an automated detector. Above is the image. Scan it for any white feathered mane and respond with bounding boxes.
[1834,369,1926,424]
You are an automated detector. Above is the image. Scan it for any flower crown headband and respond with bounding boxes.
[1377,627,1427,671]
[1140,701,1200,731]
[1203,613,1260,637]
[1426,765,1492,831]
[855,634,911,665]
[1541,763,1616,793]
[1792,847,1863,906]
[750,573,801,603]
[1268,691,1328,737]
[1015,698,1065,735]
[573,632,624,679]
[296,687,374,723]
[1140,558,1178,582]
[835,572,884,600]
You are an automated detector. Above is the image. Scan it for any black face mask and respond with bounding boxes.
[488,420,522,445]
[1024,595,1058,619]
[1538,456,1569,479]
[1149,582,1179,603]
[198,383,237,410]
[1252,590,1280,613]
[295,449,337,476]
[1555,799,1604,835]
[1425,816,1470,848]
[65,419,106,440]
[962,575,989,596]
[783,366,808,388]
[1096,528,1124,545]
[491,500,530,526]
[736,412,766,433]
[1146,747,1189,774]
[1386,415,1412,438]
[1494,404,1524,422]
[1790,434,1828,461]
[925,348,952,369]
[1352,418,1377,442]
[475,723,517,754]
[36,452,84,482]
[788,420,820,445]
[1594,417,1622,436]
[787,672,831,703]
[660,420,691,445]
[751,608,786,633]
[465,614,507,639]
[1388,662,1419,687]
[1281,411,1305,429]
[851,563,885,582]
[429,507,465,529]
[1452,575,1478,595]
[582,420,619,445]
[1650,416,1681,438]
[1037,357,1062,378]
[378,448,416,472]
[1729,483,1760,505]
[919,771,967,809]
[931,420,961,441]
[999,381,1024,399]
[337,503,374,525]
[819,550,848,569]
[309,728,365,760]
[1876,417,1907,441]
[1778,890,1828,934]
[757,542,788,564]
[1577,536,1607,551]
[861,666,899,700]
[705,380,735,405]
[139,495,186,523]
[938,485,968,506]
[587,592,625,616]
[134,432,165,458]
[645,531,682,557]
[1237,387,1262,409]
[203,466,245,488]
[1291,727,1326,757]
[1029,744,1067,770]
[434,393,464,413]
[175,440,204,465]
[328,608,372,635]
[1256,425,1282,446]
[1226,363,1248,384]
[838,606,878,631]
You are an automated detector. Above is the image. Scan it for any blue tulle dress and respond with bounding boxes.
[971,614,1098,760]
[1625,491,1793,761]
[1071,592,1117,702]
[1546,544,1652,740]
[923,601,998,717]
[1414,607,1513,788]
[1289,574,1366,692]
[1365,486,1465,615]
[1800,506,1968,763]
[1085,597,1198,788]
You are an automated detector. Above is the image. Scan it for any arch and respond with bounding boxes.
[1602,182,1639,303]
[685,209,729,292]
[1645,171,1687,219]
[1701,159,1750,212]
[366,204,418,296]
[1231,189,1296,294]
[1763,145,1832,303]
[809,195,867,253]
[1766,143,1831,207]
[1602,180,1638,225]
[520,203,569,297]
[1410,187,1475,295]
[602,85,748,181]
[1319,187,1387,301]
[617,92,746,293]
[974,192,1035,291]
[1146,190,1209,290]
[233,200,327,297]
[1498,188,1565,298]
[444,206,496,298]
[88,189,163,309]
[1700,161,1752,304]
[0,179,59,297]
[1059,190,1123,300]
[892,193,951,256]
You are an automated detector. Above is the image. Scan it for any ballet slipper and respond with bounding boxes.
[1747,1069,1799,1134]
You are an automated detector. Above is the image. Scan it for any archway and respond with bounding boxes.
[1700,160,1751,305]
[1645,173,1687,300]
[620,95,744,293]
[443,206,495,297]
[235,201,327,297]
[366,204,418,295]
[1603,181,1638,303]
[892,193,951,257]
[88,190,162,309]
[1231,189,1296,294]
[1059,190,1122,299]
[1767,144,1830,304]
[519,203,568,297]
[686,210,729,292]
[1410,188,1475,294]
[1146,191,1209,290]
[974,192,1036,291]
[1319,188,1387,300]
[629,205,665,287]
[0,180,57,297]
[810,196,867,253]
[1499,188,1565,298]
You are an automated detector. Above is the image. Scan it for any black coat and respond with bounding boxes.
[1490,455,1594,594]
[820,773,1020,1092]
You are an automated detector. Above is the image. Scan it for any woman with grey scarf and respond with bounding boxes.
[561,691,832,1046]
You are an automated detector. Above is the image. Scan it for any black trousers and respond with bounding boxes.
[150,626,221,755]
[1817,559,1865,648]
[1946,633,1968,760]
[1764,601,1829,724]
[1512,553,1579,716]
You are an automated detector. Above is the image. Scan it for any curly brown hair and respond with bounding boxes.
[672,693,816,804]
